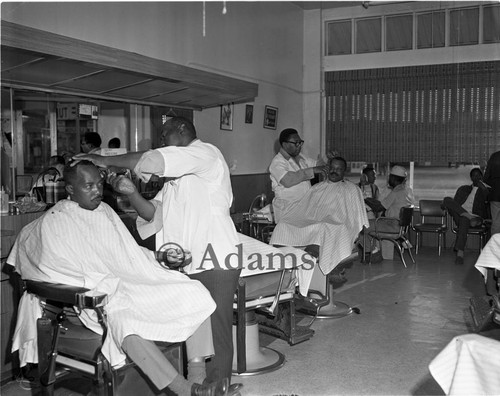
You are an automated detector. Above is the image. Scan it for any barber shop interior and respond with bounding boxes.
[1,1,500,395]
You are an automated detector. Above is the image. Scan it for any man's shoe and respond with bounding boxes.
[192,377,229,396]
[455,256,464,265]
[228,383,244,394]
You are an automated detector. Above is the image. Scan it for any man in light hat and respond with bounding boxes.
[361,165,415,261]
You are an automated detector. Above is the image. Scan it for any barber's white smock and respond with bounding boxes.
[269,150,317,223]
[134,139,239,273]
[270,180,369,275]
[7,200,215,368]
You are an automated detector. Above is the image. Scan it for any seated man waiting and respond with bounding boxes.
[362,165,416,261]
[270,156,369,276]
[442,167,490,265]
[358,165,381,220]
[7,160,238,396]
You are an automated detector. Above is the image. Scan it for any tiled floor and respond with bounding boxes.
[2,246,497,396]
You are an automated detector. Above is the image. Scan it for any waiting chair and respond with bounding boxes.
[368,206,415,268]
[21,279,182,396]
[413,200,448,256]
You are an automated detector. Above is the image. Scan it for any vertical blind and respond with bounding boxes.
[325,61,500,164]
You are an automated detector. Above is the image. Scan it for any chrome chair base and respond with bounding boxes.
[232,322,285,376]
[297,291,355,319]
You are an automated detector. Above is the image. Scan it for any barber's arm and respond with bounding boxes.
[73,151,146,169]
[108,174,156,221]
[279,165,327,188]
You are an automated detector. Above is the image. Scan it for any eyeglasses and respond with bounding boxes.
[284,140,304,147]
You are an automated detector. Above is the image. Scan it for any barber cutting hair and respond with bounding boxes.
[74,117,242,393]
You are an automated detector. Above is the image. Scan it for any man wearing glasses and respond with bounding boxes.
[269,128,327,222]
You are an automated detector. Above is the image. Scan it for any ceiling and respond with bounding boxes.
[1,21,258,110]
[292,1,364,10]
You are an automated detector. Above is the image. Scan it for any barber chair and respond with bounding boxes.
[295,248,360,319]
[20,280,182,396]
[233,267,314,376]
[245,194,274,241]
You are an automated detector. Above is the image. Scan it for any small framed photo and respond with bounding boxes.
[220,103,233,131]
[245,104,253,124]
[263,105,278,130]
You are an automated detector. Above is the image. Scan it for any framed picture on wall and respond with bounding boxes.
[263,105,278,130]
[220,103,233,131]
[245,105,253,124]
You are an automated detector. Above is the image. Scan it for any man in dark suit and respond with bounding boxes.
[484,151,500,236]
[443,168,490,265]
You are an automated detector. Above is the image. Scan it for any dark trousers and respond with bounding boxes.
[189,268,241,383]
[443,197,478,251]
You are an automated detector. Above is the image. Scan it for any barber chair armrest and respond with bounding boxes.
[24,280,108,309]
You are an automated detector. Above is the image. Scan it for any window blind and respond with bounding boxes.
[324,61,500,163]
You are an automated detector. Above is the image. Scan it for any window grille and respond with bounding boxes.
[324,61,500,163]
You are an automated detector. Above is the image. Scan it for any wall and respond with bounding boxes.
[1,2,306,175]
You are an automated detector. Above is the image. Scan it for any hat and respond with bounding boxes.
[390,165,407,178]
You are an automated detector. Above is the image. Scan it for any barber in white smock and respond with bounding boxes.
[269,128,328,223]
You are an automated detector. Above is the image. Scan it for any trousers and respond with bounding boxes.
[443,197,482,251]
[189,268,241,384]
[121,318,214,391]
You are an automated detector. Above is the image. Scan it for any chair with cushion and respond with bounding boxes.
[368,206,415,268]
[413,200,448,256]
[20,279,182,396]
[449,217,490,252]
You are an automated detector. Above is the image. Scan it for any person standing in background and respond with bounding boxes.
[484,151,500,235]
[81,132,102,154]
[108,137,121,149]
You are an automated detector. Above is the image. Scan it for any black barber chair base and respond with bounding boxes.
[256,300,315,345]
[232,318,285,376]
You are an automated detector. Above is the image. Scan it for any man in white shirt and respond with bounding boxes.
[269,128,327,222]
[443,167,490,265]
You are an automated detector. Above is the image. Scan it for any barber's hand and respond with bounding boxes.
[326,150,340,160]
[71,153,107,167]
[313,165,329,178]
[108,174,137,195]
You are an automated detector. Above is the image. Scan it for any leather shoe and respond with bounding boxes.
[191,377,229,396]
[455,256,464,265]
[228,383,244,394]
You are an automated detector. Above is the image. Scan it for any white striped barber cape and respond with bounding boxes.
[429,333,500,395]
[270,179,369,275]
[7,200,215,368]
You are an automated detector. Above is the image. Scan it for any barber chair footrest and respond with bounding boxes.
[255,300,314,345]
